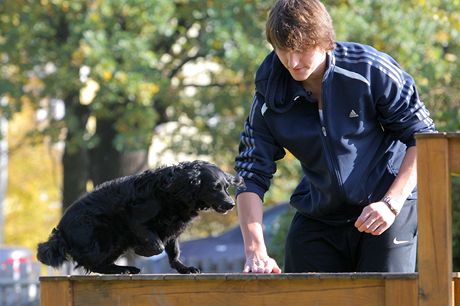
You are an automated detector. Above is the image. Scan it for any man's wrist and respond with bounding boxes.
[245,244,267,256]
[381,195,401,216]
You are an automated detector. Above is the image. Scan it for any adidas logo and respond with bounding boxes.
[349,109,359,118]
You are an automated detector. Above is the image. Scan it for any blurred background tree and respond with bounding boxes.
[0,0,458,269]
[4,101,62,248]
[0,0,274,243]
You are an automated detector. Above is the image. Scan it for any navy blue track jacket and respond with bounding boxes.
[235,42,436,224]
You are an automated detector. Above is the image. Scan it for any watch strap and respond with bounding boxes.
[381,196,400,216]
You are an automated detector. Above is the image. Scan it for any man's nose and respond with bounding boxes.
[287,52,300,69]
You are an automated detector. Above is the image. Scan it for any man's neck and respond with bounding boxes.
[301,53,327,92]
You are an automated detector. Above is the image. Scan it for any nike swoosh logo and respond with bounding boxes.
[393,237,410,245]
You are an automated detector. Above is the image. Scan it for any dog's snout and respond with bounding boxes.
[216,200,235,214]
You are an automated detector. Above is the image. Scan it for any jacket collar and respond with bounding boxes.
[255,50,335,114]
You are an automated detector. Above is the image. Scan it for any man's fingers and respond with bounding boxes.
[355,206,383,233]
[355,202,396,235]
[263,259,275,273]
[243,260,264,273]
[243,257,281,273]
[265,258,282,273]
[354,217,364,228]
[357,216,377,232]
[251,263,264,273]
[354,208,371,228]
[371,222,390,236]
[271,261,282,273]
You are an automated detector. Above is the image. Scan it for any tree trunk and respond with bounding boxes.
[62,145,89,212]
[89,117,149,187]
[62,95,90,212]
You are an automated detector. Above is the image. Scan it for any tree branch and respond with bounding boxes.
[167,52,207,79]
[182,82,240,88]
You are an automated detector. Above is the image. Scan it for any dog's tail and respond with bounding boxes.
[37,228,69,268]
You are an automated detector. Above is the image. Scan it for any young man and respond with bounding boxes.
[234,0,435,273]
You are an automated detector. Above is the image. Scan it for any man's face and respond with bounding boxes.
[275,46,327,82]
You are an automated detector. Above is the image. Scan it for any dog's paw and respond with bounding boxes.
[123,266,141,274]
[91,264,141,274]
[178,266,201,274]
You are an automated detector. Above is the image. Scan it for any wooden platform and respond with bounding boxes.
[41,273,420,306]
[40,133,460,306]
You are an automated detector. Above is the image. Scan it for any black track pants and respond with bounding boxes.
[284,199,417,272]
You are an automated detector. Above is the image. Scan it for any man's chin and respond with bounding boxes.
[289,71,310,82]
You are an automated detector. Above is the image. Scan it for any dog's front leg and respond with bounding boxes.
[165,238,200,274]
[131,225,165,257]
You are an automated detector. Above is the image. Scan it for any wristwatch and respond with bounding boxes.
[381,196,400,216]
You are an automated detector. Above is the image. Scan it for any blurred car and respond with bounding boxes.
[0,246,40,306]
[135,202,290,273]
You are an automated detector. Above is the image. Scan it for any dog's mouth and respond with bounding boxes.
[214,202,235,214]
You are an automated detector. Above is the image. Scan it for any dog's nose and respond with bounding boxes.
[218,201,235,213]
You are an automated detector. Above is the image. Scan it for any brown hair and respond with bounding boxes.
[266,0,336,51]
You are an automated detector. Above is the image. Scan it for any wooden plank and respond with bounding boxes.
[40,274,418,306]
[417,137,452,306]
[450,138,460,175]
[385,278,418,306]
[71,278,386,306]
[40,278,73,306]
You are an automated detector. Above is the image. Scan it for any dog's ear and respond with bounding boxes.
[134,170,157,197]
[134,167,180,196]
[187,166,201,187]
[157,165,201,191]
[159,167,177,190]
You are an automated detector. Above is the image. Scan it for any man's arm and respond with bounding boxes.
[355,146,417,235]
[237,192,281,273]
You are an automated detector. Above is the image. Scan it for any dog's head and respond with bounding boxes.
[187,161,244,214]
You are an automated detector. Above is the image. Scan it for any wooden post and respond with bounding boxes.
[454,274,460,306]
[40,277,73,306]
[416,133,460,306]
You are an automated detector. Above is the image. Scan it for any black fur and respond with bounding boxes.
[37,160,244,274]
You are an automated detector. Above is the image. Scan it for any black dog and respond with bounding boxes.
[37,160,244,274]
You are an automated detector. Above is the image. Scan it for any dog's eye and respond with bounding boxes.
[213,183,222,190]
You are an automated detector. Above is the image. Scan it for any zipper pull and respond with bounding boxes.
[322,126,327,136]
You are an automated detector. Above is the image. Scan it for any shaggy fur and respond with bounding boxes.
[37,160,244,274]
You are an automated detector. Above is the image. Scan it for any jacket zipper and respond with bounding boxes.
[321,126,327,136]
[319,81,346,198]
